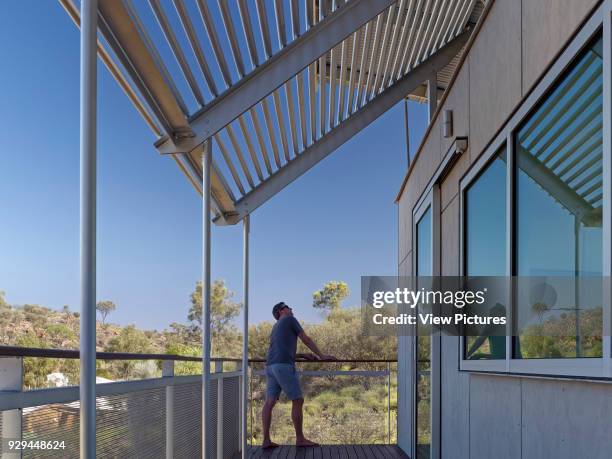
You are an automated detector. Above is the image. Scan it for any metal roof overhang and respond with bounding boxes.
[60,0,486,225]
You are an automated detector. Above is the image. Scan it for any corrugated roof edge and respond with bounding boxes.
[394,0,495,203]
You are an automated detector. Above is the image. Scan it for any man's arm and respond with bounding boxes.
[298,331,335,361]
[295,352,318,361]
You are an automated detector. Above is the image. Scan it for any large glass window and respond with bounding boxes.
[464,149,507,359]
[515,36,603,359]
[415,207,431,459]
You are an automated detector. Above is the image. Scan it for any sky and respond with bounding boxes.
[0,1,428,330]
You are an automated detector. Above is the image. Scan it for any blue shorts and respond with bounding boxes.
[265,363,303,401]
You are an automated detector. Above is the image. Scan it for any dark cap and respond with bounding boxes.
[272,302,288,320]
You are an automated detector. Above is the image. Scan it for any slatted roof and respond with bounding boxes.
[61,0,487,225]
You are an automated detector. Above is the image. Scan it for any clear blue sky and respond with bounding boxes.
[0,1,428,330]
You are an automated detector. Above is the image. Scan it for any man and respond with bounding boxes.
[262,302,335,449]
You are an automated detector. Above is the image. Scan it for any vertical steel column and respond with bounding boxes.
[202,141,212,459]
[404,98,411,167]
[241,215,250,458]
[1,357,22,459]
[79,0,97,457]
[427,73,438,121]
[163,361,175,459]
[215,361,224,458]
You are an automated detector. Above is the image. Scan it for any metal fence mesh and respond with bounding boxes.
[174,382,202,458]
[0,375,242,459]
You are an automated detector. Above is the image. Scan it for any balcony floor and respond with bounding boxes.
[239,444,409,458]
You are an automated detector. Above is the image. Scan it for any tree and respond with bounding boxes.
[105,325,151,379]
[188,280,242,356]
[0,290,8,309]
[96,300,116,325]
[312,281,350,312]
[188,280,241,330]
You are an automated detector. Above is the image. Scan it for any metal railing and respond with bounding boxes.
[0,347,396,457]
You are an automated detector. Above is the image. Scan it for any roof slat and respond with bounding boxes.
[337,39,348,123]
[356,21,373,109]
[238,0,260,67]
[237,115,265,181]
[346,29,360,117]
[262,98,283,168]
[319,52,327,137]
[249,107,274,175]
[308,62,317,144]
[214,134,246,196]
[285,81,300,156]
[218,0,247,78]
[297,71,309,150]
[364,13,385,104]
[226,124,256,188]
[274,0,288,48]
[291,0,301,38]
[329,45,338,129]
[273,91,292,162]
[256,0,273,59]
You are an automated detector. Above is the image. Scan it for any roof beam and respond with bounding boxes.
[156,0,396,155]
[216,30,470,225]
[96,0,189,137]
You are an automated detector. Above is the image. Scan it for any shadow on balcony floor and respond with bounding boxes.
[237,444,410,458]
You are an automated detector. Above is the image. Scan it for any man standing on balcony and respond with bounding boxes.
[262,301,335,449]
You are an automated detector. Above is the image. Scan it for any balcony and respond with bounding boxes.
[0,347,401,458]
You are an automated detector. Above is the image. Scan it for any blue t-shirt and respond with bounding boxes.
[266,316,304,365]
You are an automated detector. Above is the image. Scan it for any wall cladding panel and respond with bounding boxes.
[440,61,470,157]
[521,379,612,459]
[440,194,459,276]
[440,336,469,459]
[469,375,521,459]
[522,0,599,94]
[469,0,521,161]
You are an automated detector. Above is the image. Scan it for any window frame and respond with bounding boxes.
[458,3,611,379]
[412,187,441,459]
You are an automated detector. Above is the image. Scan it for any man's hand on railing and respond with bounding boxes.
[296,353,319,361]
[319,354,337,361]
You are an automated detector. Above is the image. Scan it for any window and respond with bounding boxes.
[464,149,507,360]
[459,10,610,377]
[515,36,603,359]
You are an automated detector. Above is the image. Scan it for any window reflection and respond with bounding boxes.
[464,150,507,360]
[515,36,603,359]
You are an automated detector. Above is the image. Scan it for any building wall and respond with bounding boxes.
[396,0,611,457]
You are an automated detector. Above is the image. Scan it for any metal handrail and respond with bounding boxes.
[1,349,397,449]
[0,346,396,363]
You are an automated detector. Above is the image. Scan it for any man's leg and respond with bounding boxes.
[292,398,318,447]
[262,397,279,449]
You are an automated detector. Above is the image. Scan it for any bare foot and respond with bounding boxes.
[296,438,320,447]
[262,441,279,450]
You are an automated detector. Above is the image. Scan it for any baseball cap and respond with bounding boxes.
[272,302,288,320]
